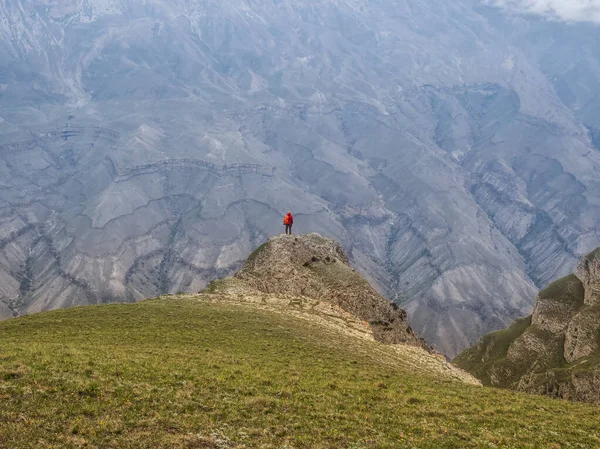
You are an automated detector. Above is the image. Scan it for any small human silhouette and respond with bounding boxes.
[283,211,294,235]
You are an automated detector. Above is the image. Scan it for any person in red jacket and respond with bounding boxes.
[283,212,294,235]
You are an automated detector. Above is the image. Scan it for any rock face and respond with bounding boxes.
[454,248,600,403]
[1,0,600,356]
[573,249,600,306]
[235,233,427,348]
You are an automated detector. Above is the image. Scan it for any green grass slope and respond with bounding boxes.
[537,274,585,305]
[1,298,599,449]
[452,316,532,386]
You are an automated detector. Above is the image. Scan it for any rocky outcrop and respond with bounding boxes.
[561,250,600,363]
[563,306,600,363]
[235,234,428,349]
[574,249,600,306]
[454,248,600,403]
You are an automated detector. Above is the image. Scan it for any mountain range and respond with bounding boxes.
[1,0,600,356]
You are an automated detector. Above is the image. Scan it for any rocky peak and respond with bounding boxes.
[235,233,429,350]
[574,249,600,306]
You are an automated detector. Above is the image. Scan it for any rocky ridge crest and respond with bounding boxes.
[220,233,428,349]
[201,233,480,384]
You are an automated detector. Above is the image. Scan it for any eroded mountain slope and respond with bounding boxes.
[1,0,600,355]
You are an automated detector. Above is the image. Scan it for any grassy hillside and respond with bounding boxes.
[0,297,599,448]
[538,274,585,305]
[452,316,532,386]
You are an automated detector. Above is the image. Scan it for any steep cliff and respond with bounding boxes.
[454,248,600,403]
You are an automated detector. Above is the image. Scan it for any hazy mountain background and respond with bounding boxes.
[1,0,599,356]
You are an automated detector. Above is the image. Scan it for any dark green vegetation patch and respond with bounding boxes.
[0,299,599,448]
[538,274,584,305]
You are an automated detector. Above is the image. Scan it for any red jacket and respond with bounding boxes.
[283,213,294,225]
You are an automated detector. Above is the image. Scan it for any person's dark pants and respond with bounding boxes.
[285,224,293,235]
